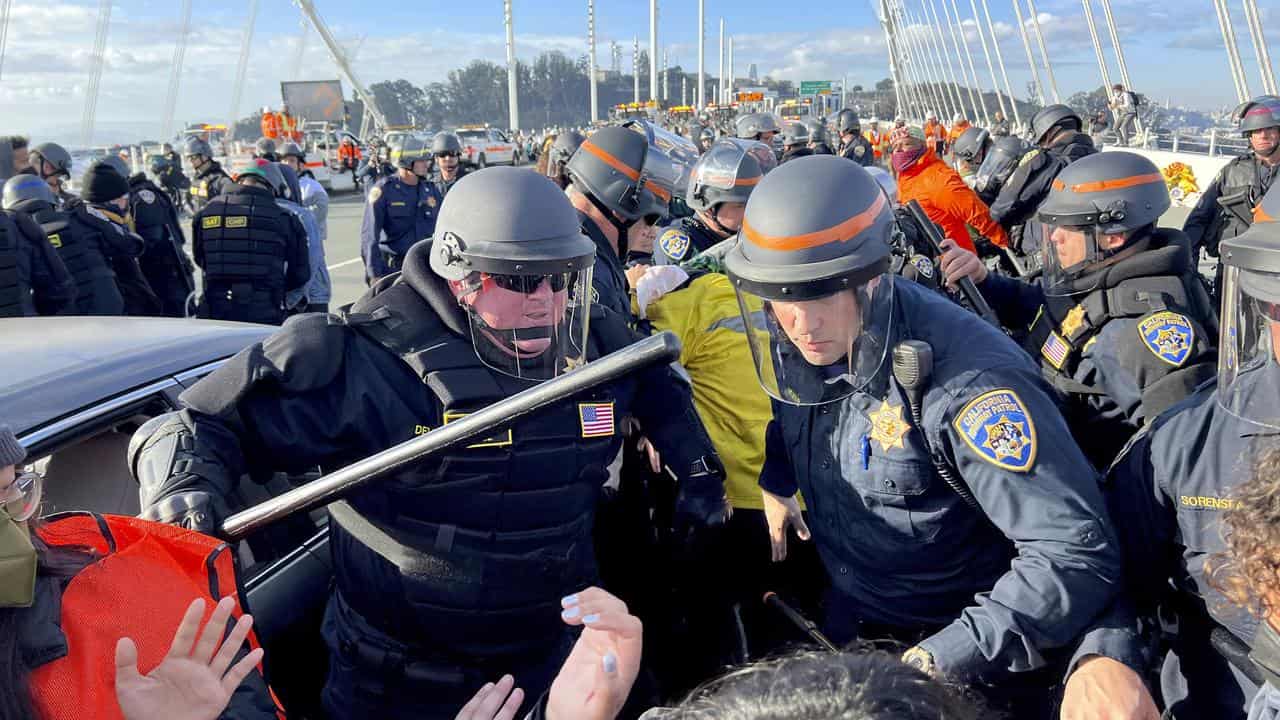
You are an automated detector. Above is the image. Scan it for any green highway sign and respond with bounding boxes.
[800,80,833,95]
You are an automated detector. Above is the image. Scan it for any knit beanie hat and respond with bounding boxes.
[80,162,131,203]
[0,425,26,467]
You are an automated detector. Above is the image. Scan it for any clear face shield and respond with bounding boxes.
[1218,266,1280,429]
[1038,200,1131,297]
[973,144,1020,196]
[457,268,595,380]
[732,274,897,405]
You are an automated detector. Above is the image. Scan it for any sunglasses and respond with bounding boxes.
[487,273,568,294]
[2,470,42,523]
[435,152,460,159]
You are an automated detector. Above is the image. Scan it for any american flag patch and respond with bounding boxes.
[579,402,615,438]
[1041,331,1070,370]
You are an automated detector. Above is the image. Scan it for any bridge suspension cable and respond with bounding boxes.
[81,0,113,147]
[0,0,11,81]
[1023,0,1060,103]
[924,0,973,120]
[1096,0,1144,137]
[1009,0,1045,105]
[936,0,981,122]
[161,0,193,140]
[896,1,945,117]
[978,0,1019,127]
[967,0,1005,121]
[884,0,925,118]
[227,0,259,136]
[1080,0,1114,102]
[911,2,962,120]
[946,0,989,125]
[1241,0,1277,96]
[1212,0,1250,103]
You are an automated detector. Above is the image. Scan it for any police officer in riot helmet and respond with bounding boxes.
[429,132,470,198]
[564,126,675,316]
[779,122,814,164]
[697,125,717,154]
[1185,95,1280,302]
[129,155,195,316]
[654,138,772,266]
[802,117,834,155]
[989,104,1096,261]
[971,135,1030,207]
[359,136,442,284]
[940,151,1217,468]
[253,137,279,162]
[190,158,309,324]
[950,126,992,189]
[130,166,727,719]
[735,113,783,145]
[835,108,874,167]
[185,137,235,212]
[0,175,76,316]
[1078,182,1280,720]
[544,130,584,190]
[28,142,77,207]
[722,155,1122,718]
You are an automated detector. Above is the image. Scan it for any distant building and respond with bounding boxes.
[748,64,759,83]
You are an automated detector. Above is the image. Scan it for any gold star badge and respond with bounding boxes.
[1060,304,1086,338]
[867,400,910,452]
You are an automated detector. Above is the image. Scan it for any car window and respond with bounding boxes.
[457,130,487,143]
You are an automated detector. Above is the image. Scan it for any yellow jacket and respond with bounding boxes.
[638,272,789,511]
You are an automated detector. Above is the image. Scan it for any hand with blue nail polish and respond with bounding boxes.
[547,587,642,720]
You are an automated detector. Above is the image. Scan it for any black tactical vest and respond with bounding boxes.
[330,279,621,658]
[0,213,23,317]
[197,187,290,322]
[1210,154,1279,255]
[1021,231,1217,459]
[34,205,117,313]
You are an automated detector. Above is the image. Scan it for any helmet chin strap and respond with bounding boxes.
[580,187,636,256]
[702,206,734,239]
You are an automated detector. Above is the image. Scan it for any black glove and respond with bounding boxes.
[672,455,730,535]
[142,491,223,534]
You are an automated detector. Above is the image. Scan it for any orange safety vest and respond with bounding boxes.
[924,121,945,152]
[947,122,970,145]
[30,513,284,720]
[261,112,281,140]
[865,129,883,158]
[279,113,301,142]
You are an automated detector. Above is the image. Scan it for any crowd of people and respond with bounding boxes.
[2,89,1280,720]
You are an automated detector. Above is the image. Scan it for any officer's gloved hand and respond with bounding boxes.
[672,456,731,536]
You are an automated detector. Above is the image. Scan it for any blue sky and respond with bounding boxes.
[2,0,1277,144]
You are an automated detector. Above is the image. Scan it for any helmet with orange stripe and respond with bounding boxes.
[724,155,896,405]
[565,126,670,233]
[1036,151,1170,295]
[686,138,771,236]
[1218,181,1280,429]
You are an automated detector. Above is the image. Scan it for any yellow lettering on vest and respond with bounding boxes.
[413,425,432,436]
[201,216,222,229]
[225,216,248,229]
[47,233,62,248]
[1179,495,1238,510]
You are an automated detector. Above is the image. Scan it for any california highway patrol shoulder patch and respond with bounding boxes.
[1137,311,1194,367]
[659,228,691,262]
[953,388,1037,472]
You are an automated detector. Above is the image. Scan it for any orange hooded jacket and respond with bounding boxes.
[896,149,1008,252]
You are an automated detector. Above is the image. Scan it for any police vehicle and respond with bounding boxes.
[454,125,521,168]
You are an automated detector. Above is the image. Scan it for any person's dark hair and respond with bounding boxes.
[9,137,27,152]
[1207,440,1280,618]
[655,650,987,720]
[0,520,97,720]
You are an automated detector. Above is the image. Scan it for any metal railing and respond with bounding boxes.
[1097,126,1251,157]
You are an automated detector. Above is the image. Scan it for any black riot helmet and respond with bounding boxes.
[429,167,596,380]
[546,130,584,183]
[724,155,896,406]
[150,155,170,175]
[802,117,830,146]
[254,137,278,161]
[951,127,991,166]
[1234,95,1280,136]
[258,161,288,198]
[973,135,1030,196]
[184,137,213,160]
[835,108,861,135]
[30,142,72,180]
[279,141,306,161]
[396,136,432,174]
[98,155,131,179]
[1030,104,1083,146]
[1036,151,1170,295]
[781,121,810,148]
[735,113,783,140]
[2,174,56,212]
[1219,182,1280,429]
[565,125,669,234]
[276,162,303,203]
[432,132,463,155]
